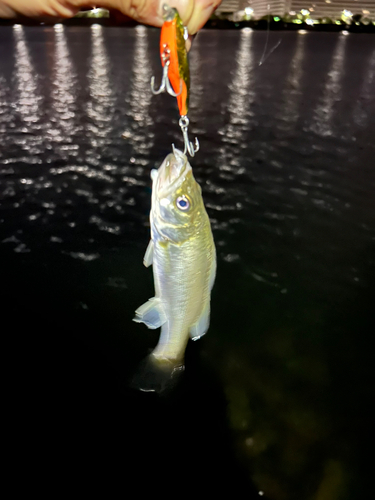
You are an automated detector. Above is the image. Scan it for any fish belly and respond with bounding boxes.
[151,233,213,362]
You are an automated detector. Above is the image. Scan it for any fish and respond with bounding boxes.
[132,148,216,393]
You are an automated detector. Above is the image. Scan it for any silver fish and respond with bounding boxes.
[133,148,216,392]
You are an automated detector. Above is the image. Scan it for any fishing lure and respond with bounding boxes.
[151,4,199,157]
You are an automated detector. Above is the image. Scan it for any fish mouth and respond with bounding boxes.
[155,148,189,197]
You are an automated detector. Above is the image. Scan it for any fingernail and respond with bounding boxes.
[185,34,196,52]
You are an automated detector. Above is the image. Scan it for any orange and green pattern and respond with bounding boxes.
[160,9,189,117]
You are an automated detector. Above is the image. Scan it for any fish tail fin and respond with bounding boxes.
[130,354,185,395]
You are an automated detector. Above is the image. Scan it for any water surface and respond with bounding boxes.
[1,26,374,498]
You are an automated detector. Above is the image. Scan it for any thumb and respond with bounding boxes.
[158,0,221,35]
[114,0,220,34]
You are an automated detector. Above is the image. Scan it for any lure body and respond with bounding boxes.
[160,7,189,117]
[150,5,198,156]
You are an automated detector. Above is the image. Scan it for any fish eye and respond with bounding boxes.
[176,195,190,211]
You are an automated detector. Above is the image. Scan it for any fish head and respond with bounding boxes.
[151,148,205,242]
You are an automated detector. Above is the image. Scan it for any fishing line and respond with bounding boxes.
[258,4,282,67]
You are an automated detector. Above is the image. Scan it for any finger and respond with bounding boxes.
[114,0,221,35]
[167,0,221,35]
[62,1,164,26]
[115,0,164,27]
[0,0,79,18]
[185,33,197,52]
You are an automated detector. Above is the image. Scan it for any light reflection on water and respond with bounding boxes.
[353,48,375,127]
[13,25,42,129]
[220,29,255,155]
[0,27,374,500]
[123,25,154,158]
[310,35,347,137]
[51,25,77,140]
[209,30,255,261]
[0,75,11,136]
[88,24,115,145]
[276,33,305,130]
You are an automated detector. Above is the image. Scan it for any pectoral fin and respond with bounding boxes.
[190,301,210,341]
[143,240,154,267]
[133,298,166,329]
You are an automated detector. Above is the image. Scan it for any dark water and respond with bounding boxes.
[1,25,374,497]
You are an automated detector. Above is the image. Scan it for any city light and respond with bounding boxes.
[341,8,353,22]
[242,6,254,20]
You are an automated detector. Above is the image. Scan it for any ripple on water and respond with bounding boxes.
[65,251,100,261]
[0,28,374,500]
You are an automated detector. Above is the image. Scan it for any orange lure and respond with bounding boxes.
[151,5,198,156]
[159,6,189,117]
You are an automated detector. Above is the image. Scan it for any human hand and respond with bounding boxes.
[0,0,221,36]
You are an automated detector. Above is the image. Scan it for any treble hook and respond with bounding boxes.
[150,45,182,97]
[179,116,199,157]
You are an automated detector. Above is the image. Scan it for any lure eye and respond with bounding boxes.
[176,195,190,211]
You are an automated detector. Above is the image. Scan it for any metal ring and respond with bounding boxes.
[179,116,189,128]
